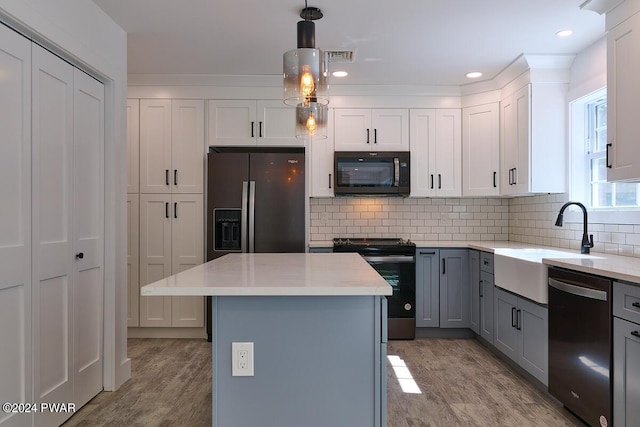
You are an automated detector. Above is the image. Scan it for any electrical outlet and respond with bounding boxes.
[320,211,329,225]
[232,342,254,377]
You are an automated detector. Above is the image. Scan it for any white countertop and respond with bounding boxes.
[309,240,640,284]
[141,253,393,297]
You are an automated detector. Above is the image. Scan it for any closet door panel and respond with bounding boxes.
[72,68,105,408]
[31,44,74,427]
[0,24,32,427]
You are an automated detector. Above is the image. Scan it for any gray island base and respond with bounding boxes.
[141,253,392,427]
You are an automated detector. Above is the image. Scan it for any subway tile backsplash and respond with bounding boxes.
[310,194,640,258]
[309,197,510,242]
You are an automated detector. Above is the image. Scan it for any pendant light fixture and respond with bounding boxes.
[283,2,329,138]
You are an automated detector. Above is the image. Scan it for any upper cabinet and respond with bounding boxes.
[462,103,500,197]
[334,108,409,152]
[500,82,566,195]
[208,99,301,147]
[140,99,205,194]
[309,113,335,197]
[607,9,640,181]
[410,109,462,197]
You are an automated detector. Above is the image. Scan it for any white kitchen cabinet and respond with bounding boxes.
[410,109,462,197]
[208,99,300,146]
[334,108,409,152]
[139,194,204,327]
[127,194,140,327]
[494,287,548,385]
[462,103,500,196]
[500,83,566,195]
[139,99,204,194]
[309,114,335,197]
[607,10,640,181]
[127,99,140,193]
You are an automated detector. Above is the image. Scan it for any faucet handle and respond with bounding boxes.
[588,234,594,248]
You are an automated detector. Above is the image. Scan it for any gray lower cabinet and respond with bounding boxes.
[470,250,494,343]
[613,280,640,427]
[416,249,439,327]
[494,287,548,385]
[470,250,481,334]
[440,249,470,328]
[417,248,470,328]
[309,247,332,253]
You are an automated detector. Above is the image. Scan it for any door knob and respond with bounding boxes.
[76,252,84,259]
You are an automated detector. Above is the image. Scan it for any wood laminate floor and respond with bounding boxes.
[63,338,584,427]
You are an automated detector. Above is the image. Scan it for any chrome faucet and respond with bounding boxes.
[554,201,594,254]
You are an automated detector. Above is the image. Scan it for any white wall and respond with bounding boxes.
[0,0,130,390]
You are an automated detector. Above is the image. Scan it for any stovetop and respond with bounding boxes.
[332,237,416,255]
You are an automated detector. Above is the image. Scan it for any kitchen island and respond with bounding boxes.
[141,253,392,427]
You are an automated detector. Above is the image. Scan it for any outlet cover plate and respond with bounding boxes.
[231,342,254,376]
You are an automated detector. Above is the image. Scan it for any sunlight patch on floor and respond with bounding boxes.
[387,355,422,394]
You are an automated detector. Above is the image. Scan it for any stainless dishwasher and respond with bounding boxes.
[548,267,612,427]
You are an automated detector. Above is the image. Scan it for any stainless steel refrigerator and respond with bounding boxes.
[205,147,306,340]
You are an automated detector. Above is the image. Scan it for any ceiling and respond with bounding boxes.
[93,0,605,87]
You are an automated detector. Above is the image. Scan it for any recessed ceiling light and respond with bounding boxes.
[332,71,348,77]
[556,29,573,37]
[466,71,483,79]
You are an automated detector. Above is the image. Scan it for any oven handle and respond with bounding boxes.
[548,278,607,301]
[362,255,415,263]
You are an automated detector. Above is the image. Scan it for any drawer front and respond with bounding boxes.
[614,281,640,324]
[480,252,494,274]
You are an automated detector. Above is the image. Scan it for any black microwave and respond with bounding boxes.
[334,151,410,196]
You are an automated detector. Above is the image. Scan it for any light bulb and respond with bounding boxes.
[300,70,315,98]
[306,112,316,134]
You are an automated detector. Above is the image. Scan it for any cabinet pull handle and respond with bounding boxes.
[516,309,522,330]
[513,168,517,185]
[419,251,436,255]
[430,174,434,189]
[606,143,612,169]
[441,258,446,275]
[366,128,370,144]
[75,252,84,260]
[438,174,442,189]
[259,121,263,138]
[493,171,497,188]
[165,169,169,186]
[165,202,169,218]
[174,169,178,186]
[374,128,377,144]
[329,173,332,189]
[632,331,640,338]
[632,302,640,309]
[251,121,255,138]
[174,202,178,218]
[479,280,484,298]
[511,307,517,328]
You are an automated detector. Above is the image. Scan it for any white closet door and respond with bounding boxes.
[0,24,32,427]
[31,44,74,427]
[72,68,104,408]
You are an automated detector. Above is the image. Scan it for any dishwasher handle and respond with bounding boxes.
[548,278,608,301]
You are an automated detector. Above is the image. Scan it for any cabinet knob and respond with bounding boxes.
[76,252,84,260]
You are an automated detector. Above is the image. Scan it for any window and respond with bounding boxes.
[583,95,640,209]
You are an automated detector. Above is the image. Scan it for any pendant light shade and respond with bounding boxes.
[283,48,329,107]
[296,102,328,139]
[284,5,329,138]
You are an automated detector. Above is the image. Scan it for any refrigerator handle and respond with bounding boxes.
[248,181,256,253]
[241,181,248,253]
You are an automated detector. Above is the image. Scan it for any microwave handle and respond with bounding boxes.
[394,158,400,187]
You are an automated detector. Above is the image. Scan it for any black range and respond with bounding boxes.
[333,238,416,340]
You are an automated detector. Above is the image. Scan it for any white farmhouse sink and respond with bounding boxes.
[493,248,602,304]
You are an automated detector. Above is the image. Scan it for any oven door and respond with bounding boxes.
[362,255,415,318]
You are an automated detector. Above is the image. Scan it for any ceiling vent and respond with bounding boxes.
[326,50,357,63]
